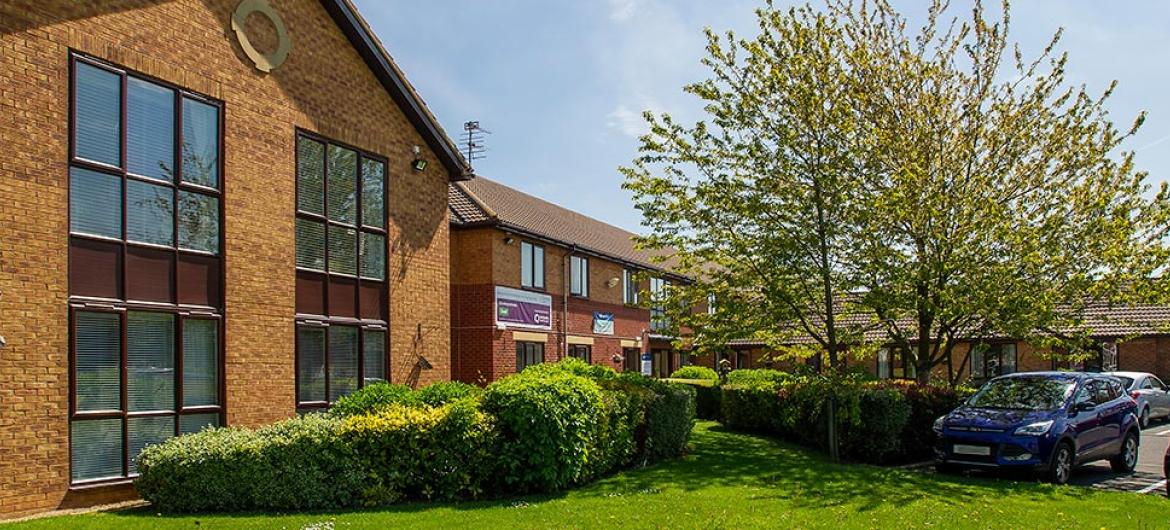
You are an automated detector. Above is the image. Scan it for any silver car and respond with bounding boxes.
[1107,371,1170,428]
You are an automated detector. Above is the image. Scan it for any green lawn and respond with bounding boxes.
[10,421,1168,529]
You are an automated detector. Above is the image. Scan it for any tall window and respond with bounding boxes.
[521,241,544,289]
[294,132,388,411]
[569,344,592,363]
[877,346,916,380]
[971,343,1017,380]
[570,255,589,297]
[650,277,670,331]
[517,342,544,372]
[68,54,223,484]
[623,269,638,304]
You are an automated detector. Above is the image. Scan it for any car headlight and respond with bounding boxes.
[1013,420,1054,436]
[933,416,946,434]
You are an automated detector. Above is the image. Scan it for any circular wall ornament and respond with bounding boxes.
[231,0,291,73]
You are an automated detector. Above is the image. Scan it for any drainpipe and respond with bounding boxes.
[563,246,575,359]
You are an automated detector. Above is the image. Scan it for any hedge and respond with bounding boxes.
[669,366,718,381]
[137,359,697,512]
[667,378,722,420]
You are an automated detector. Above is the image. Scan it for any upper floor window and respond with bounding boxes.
[521,241,545,289]
[623,269,638,304]
[68,54,224,484]
[570,255,589,297]
[650,277,670,331]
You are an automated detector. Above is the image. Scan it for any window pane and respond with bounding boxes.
[1002,344,1017,374]
[75,62,121,166]
[361,158,385,228]
[71,419,123,482]
[127,78,174,180]
[295,219,326,271]
[534,246,544,289]
[328,225,357,276]
[178,191,219,253]
[521,242,533,287]
[179,413,220,434]
[327,146,357,224]
[181,97,219,187]
[127,312,175,412]
[127,179,174,246]
[297,327,326,403]
[128,416,174,473]
[360,232,385,280]
[329,326,359,401]
[571,257,581,294]
[297,137,325,215]
[69,167,122,238]
[182,319,218,407]
[75,311,121,412]
[363,330,386,384]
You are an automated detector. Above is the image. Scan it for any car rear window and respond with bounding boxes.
[1116,376,1135,389]
[967,376,1077,410]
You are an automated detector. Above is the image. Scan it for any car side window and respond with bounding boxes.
[1091,380,1112,405]
[1140,378,1153,390]
[1074,383,1093,407]
[1110,380,1124,399]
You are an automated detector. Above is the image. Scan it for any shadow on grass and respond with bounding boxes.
[110,422,1078,522]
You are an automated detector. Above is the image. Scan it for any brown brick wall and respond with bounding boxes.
[0,0,452,518]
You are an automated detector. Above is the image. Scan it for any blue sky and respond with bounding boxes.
[354,0,1170,234]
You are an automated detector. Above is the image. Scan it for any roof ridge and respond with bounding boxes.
[472,175,643,239]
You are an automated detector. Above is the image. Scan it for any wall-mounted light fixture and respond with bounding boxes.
[502,236,515,245]
[411,145,427,171]
[416,356,433,370]
[606,277,620,288]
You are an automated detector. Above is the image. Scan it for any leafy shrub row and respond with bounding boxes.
[669,365,718,381]
[136,360,696,512]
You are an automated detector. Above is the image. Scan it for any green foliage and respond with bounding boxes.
[135,414,362,512]
[340,401,497,504]
[668,378,722,420]
[613,372,697,463]
[669,365,718,381]
[330,382,418,417]
[522,357,618,380]
[721,383,782,433]
[870,380,975,460]
[587,385,649,478]
[482,371,604,491]
[416,380,483,406]
[725,369,793,387]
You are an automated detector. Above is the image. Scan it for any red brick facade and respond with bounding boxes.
[450,226,665,384]
[0,0,459,518]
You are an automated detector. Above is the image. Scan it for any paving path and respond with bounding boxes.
[1069,420,1168,495]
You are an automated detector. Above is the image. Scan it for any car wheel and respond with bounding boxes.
[1047,442,1074,485]
[1140,407,1150,429]
[935,462,958,475]
[1110,431,1139,473]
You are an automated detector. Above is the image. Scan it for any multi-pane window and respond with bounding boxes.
[623,347,641,372]
[650,277,670,331]
[294,132,389,410]
[68,54,223,484]
[569,344,592,363]
[570,255,589,297]
[877,346,916,380]
[970,343,1016,380]
[517,342,544,372]
[623,269,638,304]
[521,241,545,289]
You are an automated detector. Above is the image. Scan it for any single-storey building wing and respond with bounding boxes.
[0,0,469,518]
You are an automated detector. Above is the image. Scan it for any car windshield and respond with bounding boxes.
[966,377,1077,411]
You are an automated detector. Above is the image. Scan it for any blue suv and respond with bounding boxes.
[934,372,1139,484]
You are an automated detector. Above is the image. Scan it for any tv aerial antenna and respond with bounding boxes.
[462,120,490,169]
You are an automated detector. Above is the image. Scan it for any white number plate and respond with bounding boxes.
[953,444,991,456]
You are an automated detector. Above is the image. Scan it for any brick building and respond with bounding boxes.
[449,177,688,383]
[715,303,1170,384]
[0,0,469,518]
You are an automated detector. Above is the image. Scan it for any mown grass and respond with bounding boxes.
[8,421,1167,529]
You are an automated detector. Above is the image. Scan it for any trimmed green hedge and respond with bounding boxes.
[136,359,697,512]
[667,378,721,420]
[670,366,718,381]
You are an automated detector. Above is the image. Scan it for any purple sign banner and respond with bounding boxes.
[495,286,552,329]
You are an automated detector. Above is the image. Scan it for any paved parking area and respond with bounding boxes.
[1070,421,1168,495]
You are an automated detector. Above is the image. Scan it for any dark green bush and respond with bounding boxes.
[613,372,696,463]
[340,400,496,504]
[330,382,418,417]
[840,387,911,462]
[668,378,721,420]
[669,365,718,381]
[417,380,483,406]
[721,382,782,433]
[870,380,973,461]
[482,371,604,491]
[135,414,362,512]
[587,385,649,478]
[523,357,618,380]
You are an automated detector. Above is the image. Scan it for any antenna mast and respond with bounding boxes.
[462,120,490,170]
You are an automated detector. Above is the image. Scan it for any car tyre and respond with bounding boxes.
[1139,407,1150,429]
[1046,442,1074,485]
[935,462,959,475]
[1110,431,1138,473]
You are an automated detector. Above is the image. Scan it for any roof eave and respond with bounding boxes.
[320,0,472,181]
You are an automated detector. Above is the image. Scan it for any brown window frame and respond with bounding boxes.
[520,240,545,290]
[67,52,225,487]
[516,341,545,372]
[568,344,592,364]
[294,130,389,410]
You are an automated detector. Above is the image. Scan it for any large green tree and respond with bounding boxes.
[624,0,1170,383]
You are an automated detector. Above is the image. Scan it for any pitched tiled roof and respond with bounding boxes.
[449,177,681,275]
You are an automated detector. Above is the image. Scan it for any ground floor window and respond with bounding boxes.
[971,343,1016,380]
[296,323,387,412]
[876,346,917,380]
[517,341,544,372]
[568,344,592,363]
[652,349,672,378]
[70,309,221,484]
[736,352,749,370]
[622,347,641,372]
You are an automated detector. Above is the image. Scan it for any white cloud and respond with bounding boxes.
[608,0,641,22]
[606,104,647,137]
